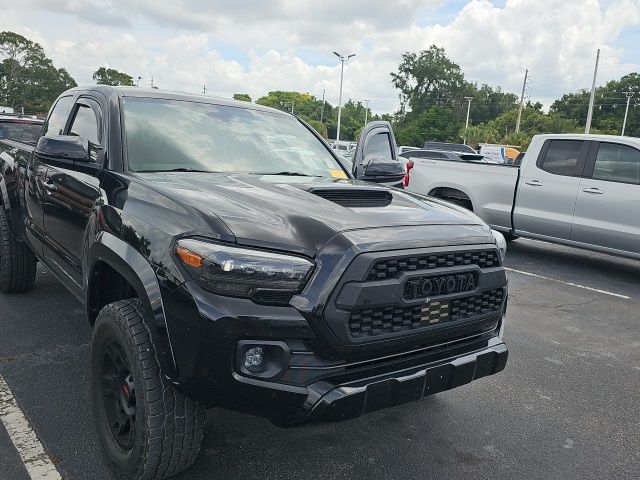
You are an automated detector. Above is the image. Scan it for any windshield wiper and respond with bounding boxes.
[250,171,323,177]
[141,168,219,173]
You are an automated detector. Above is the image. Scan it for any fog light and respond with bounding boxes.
[244,347,264,370]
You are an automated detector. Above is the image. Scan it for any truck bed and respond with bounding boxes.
[408,159,520,232]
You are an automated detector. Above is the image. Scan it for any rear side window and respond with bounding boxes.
[540,140,584,176]
[593,143,640,185]
[44,96,74,136]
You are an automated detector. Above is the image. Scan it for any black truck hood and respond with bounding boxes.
[134,173,487,256]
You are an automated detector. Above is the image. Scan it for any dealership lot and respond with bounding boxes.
[1,238,639,480]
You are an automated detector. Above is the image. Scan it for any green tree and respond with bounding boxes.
[335,100,371,141]
[307,119,328,138]
[391,45,466,114]
[394,107,459,146]
[389,46,518,144]
[92,66,134,86]
[0,31,76,113]
[552,73,640,137]
[233,93,252,102]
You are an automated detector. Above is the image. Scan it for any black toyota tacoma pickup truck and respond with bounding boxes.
[0,86,509,479]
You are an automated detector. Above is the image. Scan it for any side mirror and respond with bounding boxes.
[35,135,92,163]
[352,121,405,187]
[355,155,406,186]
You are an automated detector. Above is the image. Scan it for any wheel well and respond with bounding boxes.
[428,187,473,211]
[87,261,137,325]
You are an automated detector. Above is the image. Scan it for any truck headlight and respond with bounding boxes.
[176,239,314,304]
[491,229,507,263]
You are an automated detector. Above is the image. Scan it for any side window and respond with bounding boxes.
[364,132,393,160]
[68,103,101,159]
[592,143,640,185]
[539,140,584,176]
[44,96,74,136]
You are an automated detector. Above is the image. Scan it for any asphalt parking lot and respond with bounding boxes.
[1,238,639,480]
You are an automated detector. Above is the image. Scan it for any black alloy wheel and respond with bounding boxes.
[101,342,137,451]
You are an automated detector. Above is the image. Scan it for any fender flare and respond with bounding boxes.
[87,231,178,378]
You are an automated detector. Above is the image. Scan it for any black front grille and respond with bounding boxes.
[367,250,500,281]
[311,188,392,208]
[348,288,504,338]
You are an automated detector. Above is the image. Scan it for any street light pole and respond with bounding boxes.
[333,51,356,143]
[463,97,473,145]
[364,99,370,125]
[622,91,634,136]
[585,48,600,134]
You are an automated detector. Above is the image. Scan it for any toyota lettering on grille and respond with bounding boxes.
[404,272,478,301]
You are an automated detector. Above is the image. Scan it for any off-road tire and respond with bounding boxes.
[91,299,206,480]
[0,207,37,293]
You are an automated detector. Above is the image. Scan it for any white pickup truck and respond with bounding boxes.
[403,133,640,260]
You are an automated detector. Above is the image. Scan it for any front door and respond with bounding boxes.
[572,141,640,256]
[514,139,589,240]
[25,95,75,254]
[42,97,103,290]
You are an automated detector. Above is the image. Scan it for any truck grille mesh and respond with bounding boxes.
[348,288,504,338]
[366,250,499,281]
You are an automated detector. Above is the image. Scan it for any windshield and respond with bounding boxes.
[123,97,344,177]
[0,121,42,145]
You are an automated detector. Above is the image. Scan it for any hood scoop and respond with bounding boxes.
[309,187,393,208]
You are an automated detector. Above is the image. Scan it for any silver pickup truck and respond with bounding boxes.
[404,134,640,260]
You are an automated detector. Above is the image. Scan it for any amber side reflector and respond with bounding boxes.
[177,245,203,268]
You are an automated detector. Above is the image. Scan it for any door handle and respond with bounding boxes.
[524,180,543,187]
[583,187,604,195]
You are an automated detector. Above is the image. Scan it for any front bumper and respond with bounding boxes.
[249,339,508,426]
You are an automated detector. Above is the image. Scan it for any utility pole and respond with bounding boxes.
[515,69,528,134]
[585,48,600,134]
[202,85,207,95]
[333,51,356,143]
[149,76,154,88]
[463,97,473,145]
[622,91,634,136]
[320,89,326,123]
[364,99,370,125]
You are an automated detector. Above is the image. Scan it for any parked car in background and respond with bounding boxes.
[329,140,356,152]
[400,149,486,163]
[405,133,640,260]
[423,141,477,154]
[0,114,44,145]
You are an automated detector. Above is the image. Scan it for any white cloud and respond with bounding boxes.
[2,0,639,112]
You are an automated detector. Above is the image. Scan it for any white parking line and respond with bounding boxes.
[0,374,62,480]
[504,267,630,300]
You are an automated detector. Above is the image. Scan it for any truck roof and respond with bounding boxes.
[66,85,288,116]
[534,133,640,145]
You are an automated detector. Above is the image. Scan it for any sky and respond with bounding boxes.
[2,0,640,113]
